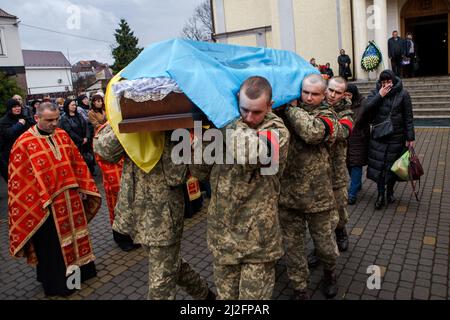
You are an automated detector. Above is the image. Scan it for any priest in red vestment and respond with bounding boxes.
[8,102,101,296]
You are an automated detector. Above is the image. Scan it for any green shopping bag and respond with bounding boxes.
[391,150,410,181]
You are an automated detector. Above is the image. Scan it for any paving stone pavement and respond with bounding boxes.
[0,127,449,300]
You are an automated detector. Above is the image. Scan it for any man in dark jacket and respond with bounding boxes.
[363,70,415,209]
[388,31,405,77]
[338,49,352,80]
[404,32,417,78]
[0,99,32,181]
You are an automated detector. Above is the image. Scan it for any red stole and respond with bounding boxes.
[94,123,124,226]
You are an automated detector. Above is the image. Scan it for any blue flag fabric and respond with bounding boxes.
[121,39,319,128]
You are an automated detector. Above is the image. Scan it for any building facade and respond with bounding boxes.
[211,0,450,80]
[0,9,27,90]
[22,50,73,96]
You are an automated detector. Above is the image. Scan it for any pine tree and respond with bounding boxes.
[111,19,143,73]
[0,72,26,117]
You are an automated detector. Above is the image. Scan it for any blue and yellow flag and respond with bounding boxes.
[105,72,165,173]
[121,39,319,128]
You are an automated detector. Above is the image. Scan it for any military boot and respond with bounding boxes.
[307,249,320,268]
[292,289,310,300]
[321,269,338,299]
[335,227,349,252]
[205,289,216,300]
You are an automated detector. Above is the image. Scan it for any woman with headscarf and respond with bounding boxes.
[60,98,95,175]
[363,70,415,210]
[346,84,370,204]
[76,94,90,120]
[0,99,32,181]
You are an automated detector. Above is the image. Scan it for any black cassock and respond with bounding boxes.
[32,209,97,296]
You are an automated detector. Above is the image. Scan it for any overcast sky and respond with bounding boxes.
[2,0,206,65]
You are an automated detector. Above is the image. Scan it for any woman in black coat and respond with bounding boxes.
[60,98,95,174]
[346,84,370,204]
[0,99,32,181]
[363,70,415,209]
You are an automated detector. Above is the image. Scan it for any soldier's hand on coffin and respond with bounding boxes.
[288,99,299,107]
[273,103,287,112]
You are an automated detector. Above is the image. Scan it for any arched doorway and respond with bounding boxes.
[401,0,450,75]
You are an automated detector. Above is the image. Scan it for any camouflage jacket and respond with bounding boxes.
[93,125,187,246]
[328,98,354,190]
[190,112,290,265]
[279,102,338,213]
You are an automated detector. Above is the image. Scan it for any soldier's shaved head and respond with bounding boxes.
[238,76,274,128]
[239,76,273,103]
[301,74,327,107]
[303,74,327,92]
[326,76,348,106]
[328,76,348,91]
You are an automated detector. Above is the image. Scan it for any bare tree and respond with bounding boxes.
[181,0,213,41]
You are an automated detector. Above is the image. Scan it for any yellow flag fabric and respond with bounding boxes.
[105,72,165,173]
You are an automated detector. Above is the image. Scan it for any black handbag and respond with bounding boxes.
[372,119,394,139]
[372,96,397,139]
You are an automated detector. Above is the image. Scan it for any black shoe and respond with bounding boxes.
[292,289,310,300]
[348,197,357,205]
[118,242,141,252]
[386,190,396,204]
[321,270,338,299]
[335,227,349,252]
[307,250,320,268]
[205,289,216,300]
[375,193,385,210]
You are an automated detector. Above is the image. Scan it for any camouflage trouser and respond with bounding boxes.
[213,261,276,300]
[279,208,339,290]
[333,186,349,230]
[144,242,209,300]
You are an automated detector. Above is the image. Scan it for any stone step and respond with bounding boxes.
[413,102,450,109]
[359,90,450,96]
[356,83,450,91]
[411,96,450,103]
[414,114,450,118]
[413,117,450,127]
[352,76,450,85]
[413,108,450,116]
[348,77,450,122]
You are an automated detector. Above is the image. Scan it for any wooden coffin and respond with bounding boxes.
[118,92,207,133]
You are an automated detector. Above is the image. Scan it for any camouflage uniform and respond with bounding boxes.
[190,112,290,300]
[278,102,339,291]
[328,99,354,230]
[94,125,209,300]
